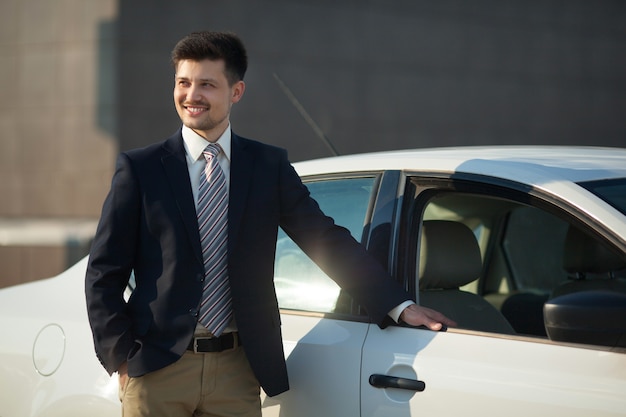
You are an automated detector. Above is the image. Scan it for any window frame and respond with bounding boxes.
[395,172,626,338]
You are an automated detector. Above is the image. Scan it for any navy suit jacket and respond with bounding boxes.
[85,129,410,397]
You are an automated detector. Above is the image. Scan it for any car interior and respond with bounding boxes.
[417,187,626,346]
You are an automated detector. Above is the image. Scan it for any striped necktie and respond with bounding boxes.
[197,143,232,336]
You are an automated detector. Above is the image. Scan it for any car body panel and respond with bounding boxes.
[261,315,368,417]
[295,147,626,181]
[0,257,118,417]
[361,326,626,417]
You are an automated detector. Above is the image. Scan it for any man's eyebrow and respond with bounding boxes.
[175,75,218,83]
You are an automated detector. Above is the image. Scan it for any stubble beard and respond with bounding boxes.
[179,105,222,134]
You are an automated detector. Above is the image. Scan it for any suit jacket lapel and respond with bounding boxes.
[229,133,254,251]
[161,131,204,265]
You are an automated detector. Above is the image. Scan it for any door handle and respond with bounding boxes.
[369,374,426,392]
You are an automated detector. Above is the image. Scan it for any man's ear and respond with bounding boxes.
[231,81,245,103]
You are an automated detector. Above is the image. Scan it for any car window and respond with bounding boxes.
[502,206,570,292]
[579,178,626,215]
[411,183,626,346]
[274,176,375,314]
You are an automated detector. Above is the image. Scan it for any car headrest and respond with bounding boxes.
[419,220,482,290]
[563,226,626,274]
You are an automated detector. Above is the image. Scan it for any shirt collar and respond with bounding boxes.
[182,124,232,163]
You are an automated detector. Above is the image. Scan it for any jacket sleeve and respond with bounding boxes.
[85,153,140,375]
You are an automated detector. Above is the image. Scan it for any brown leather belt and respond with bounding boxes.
[187,332,241,353]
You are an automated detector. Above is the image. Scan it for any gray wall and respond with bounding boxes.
[114,0,626,160]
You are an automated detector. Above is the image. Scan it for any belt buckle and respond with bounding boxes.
[193,336,213,353]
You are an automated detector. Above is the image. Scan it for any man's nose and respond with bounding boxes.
[187,84,202,101]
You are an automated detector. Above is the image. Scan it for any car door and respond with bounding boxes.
[262,174,383,417]
[360,175,626,417]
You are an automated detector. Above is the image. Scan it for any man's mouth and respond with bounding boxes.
[184,105,208,115]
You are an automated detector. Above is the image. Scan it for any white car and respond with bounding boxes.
[1,146,625,417]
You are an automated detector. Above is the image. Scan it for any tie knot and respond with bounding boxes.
[203,143,221,161]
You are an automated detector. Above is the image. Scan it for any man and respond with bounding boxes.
[85,31,455,417]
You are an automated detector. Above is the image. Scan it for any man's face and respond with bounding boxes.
[173,59,245,141]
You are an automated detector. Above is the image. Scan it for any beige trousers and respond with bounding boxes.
[119,347,261,417]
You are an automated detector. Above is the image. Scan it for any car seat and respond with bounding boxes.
[551,226,626,297]
[418,220,515,334]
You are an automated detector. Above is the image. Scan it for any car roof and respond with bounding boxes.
[293,146,626,184]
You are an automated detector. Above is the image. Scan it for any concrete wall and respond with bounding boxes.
[1,0,625,286]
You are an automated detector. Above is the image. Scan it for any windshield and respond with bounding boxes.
[579,178,626,215]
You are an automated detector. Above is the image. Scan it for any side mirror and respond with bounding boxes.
[543,290,626,349]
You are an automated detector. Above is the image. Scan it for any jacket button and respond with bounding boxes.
[197,273,204,282]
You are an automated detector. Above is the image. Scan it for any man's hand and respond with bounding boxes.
[399,304,457,331]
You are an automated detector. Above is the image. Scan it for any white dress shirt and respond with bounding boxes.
[182,124,231,205]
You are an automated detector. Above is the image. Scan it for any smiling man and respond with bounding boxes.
[85,31,454,417]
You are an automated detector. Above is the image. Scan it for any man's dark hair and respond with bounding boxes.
[171,31,248,85]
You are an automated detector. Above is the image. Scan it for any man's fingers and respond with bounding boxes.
[401,304,457,330]
[423,306,457,328]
